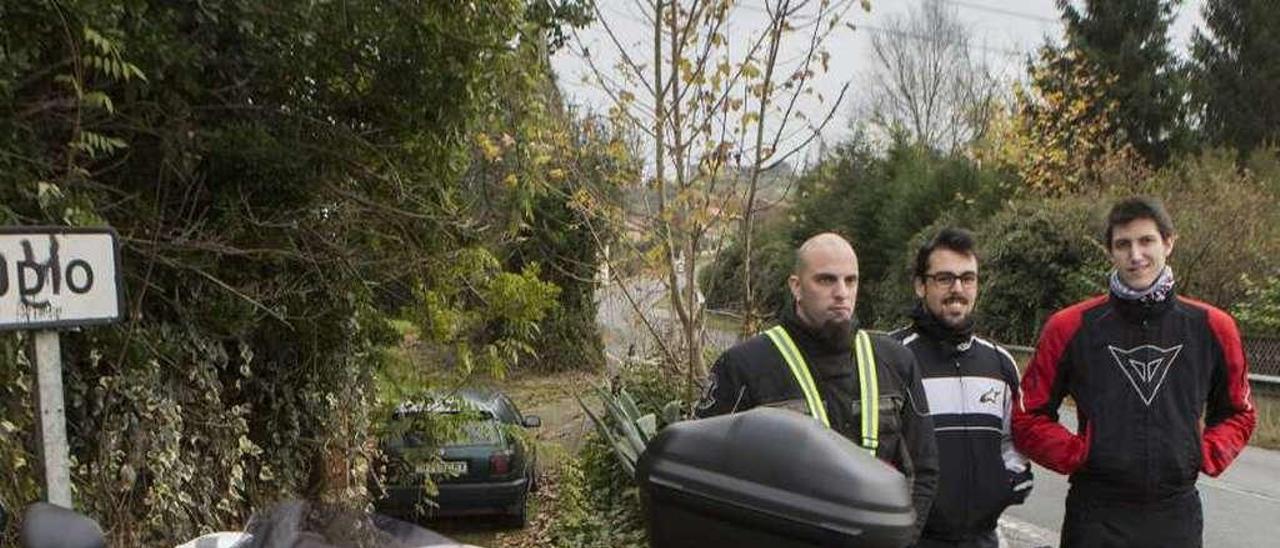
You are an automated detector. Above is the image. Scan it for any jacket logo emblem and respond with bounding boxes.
[979,387,1001,404]
[1107,344,1183,405]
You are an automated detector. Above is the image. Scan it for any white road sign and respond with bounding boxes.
[0,227,123,331]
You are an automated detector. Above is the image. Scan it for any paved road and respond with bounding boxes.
[999,409,1280,547]
[596,277,736,365]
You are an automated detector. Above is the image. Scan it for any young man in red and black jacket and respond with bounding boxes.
[1012,196,1256,548]
[892,228,1032,548]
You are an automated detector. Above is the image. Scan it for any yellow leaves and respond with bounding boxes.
[475,132,502,162]
[984,45,1152,196]
[475,130,525,167]
[717,60,732,78]
[709,59,732,90]
[678,57,695,85]
[689,203,717,226]
[674,186,702,207]
[607,138,630,163]
[568,187,597,215]
[643,244,668,272]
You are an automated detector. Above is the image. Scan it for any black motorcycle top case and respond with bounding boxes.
[637,407,915,548]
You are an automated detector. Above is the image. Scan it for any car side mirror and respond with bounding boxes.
[21,503,106,548]
[522,415,542,428]
[637,408,916,548]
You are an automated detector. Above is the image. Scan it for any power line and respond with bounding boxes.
[648,1,1044,58]
[855,23,1025,57]
[938,0,1059,25]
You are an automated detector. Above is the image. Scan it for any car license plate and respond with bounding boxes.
[420,460,467,477]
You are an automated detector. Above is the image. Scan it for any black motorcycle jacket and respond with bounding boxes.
[892,307,1032,541]
[695,308,940,542]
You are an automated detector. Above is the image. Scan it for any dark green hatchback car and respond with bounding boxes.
[375,388,541,527]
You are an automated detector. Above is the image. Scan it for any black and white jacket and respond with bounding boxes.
[891,324,1033,542]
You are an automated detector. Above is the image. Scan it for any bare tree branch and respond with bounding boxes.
[861,0,1004,152]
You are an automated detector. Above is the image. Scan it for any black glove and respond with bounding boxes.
[1009,465,1034,505]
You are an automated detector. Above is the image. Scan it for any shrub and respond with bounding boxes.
[1233,275,1280,337]
[547,359,682,546]
[971,196,1110,345]
[548,432,647,548]
[1130,149,1280,309]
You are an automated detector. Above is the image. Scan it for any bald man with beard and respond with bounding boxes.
[695,233,939,544]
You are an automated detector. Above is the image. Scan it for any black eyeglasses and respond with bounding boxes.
[924,271,978,288]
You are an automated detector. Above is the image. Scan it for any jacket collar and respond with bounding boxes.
[778,303,855,358]
[908,302,975,354]
[1110,285,1177,323]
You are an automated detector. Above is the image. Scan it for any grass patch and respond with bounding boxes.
[535,442,574,470]
[1252,393,1280,451]
[705,310,742,334]
[505,374,583,409]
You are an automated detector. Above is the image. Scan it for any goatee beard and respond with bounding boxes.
[816,317,853,348]
[939,312,968,329]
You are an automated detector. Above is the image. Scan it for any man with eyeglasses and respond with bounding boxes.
[1013,197,1255,548]
[695,232,939,544]
[891,227,1032,548]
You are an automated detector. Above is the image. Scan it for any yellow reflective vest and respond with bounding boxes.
[763,325,879,455]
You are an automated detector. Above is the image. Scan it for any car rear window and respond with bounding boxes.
[447,420,502,445]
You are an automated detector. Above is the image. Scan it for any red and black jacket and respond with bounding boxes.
[1012,291,1256,501]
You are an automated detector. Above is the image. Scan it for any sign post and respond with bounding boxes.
[1,227,123,509]
[33,330,71,507]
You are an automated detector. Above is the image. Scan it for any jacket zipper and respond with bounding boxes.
[955,358,971,532]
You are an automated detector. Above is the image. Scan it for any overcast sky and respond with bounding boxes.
[551,0,1207,162]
